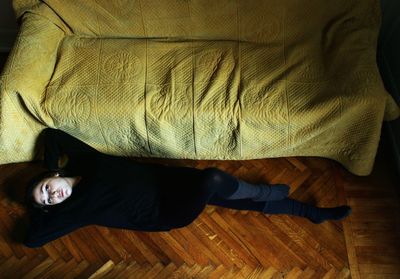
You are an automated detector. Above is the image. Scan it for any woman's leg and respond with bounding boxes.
[201,167,290,202]
[207,196,352,224]
[207,195,266,212]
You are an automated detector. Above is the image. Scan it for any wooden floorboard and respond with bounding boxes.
[0,154,368,279]
[337,141,400,279]
[0,147,399,278]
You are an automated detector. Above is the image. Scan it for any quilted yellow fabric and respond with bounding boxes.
[1,0,399,175]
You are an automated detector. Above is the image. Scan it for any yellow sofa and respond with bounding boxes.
[1,0,399,175]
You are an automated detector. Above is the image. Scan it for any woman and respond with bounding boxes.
[24,128,351,248]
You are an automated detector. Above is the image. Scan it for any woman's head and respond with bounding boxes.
[27,171,75,209]
[32,174,74,206]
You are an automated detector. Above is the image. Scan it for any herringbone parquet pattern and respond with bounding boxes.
[337,150,400,279]
[0,156,356,279]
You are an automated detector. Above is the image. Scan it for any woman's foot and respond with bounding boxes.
[309,206,352,224]
[263,199,352,224]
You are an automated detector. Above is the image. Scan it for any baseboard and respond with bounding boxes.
[0,29,18,52]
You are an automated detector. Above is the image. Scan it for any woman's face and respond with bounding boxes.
[32,174,73,206]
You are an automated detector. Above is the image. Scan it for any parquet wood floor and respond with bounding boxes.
[1,143,399,279]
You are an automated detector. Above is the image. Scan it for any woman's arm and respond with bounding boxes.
[24,211,86,248]
[43,128,100,170]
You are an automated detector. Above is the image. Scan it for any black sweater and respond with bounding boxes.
[24,129,207,248]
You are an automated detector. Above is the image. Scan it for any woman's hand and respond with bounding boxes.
[58,154,69,168]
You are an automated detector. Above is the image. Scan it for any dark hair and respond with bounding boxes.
[25,169,67,213]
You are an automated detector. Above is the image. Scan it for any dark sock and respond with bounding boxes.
[227,179,290,201]
[263,198,352,224]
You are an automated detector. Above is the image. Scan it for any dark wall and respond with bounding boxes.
[377,0,400,177]
[0,53,9,70]
[0,0,18,52]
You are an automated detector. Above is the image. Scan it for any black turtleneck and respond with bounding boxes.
[24,128,206,247]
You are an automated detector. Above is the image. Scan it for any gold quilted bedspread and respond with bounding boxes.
[1,0,399,175]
